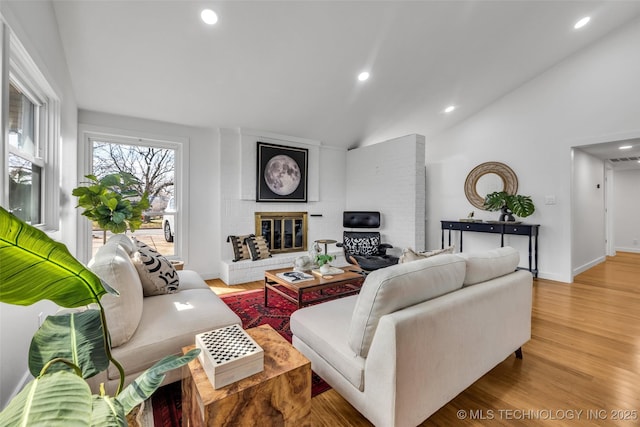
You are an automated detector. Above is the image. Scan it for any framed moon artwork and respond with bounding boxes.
[256,142,308,202]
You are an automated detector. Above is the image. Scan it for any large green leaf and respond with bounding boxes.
[483,191,508,211]
[29,310,109,379]
[0,370,93,426]
[483,191,535,218]
[116,348,200,414]
[0,207,116,307]
[507,194,535,218]
[90,395,126,427]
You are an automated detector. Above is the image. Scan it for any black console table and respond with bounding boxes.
[441,220,539,277]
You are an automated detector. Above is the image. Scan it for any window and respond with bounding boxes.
[89,137,176,256]
[1,23,60,229]
[78,127,189,262]
[8,83,43,224]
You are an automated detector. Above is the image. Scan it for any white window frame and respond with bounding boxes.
[77,125,189,264]
[0,22,60,230]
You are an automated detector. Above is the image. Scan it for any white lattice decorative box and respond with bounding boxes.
[195,324,264,389]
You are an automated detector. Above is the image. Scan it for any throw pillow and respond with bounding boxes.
[132,240,180,296]
[88,241,143,347]
[398,245,455,263]
[227,234,253,262]
[458,246,520,286]
[344,235,380,256]
[245,235,272,261]
[106,234,136,255]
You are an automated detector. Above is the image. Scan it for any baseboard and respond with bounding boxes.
[614,247,640,254]
[573,256,606,277]
[536,271,571,283]
[199,272,219,281]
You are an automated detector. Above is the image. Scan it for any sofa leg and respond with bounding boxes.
[515,347,523,359]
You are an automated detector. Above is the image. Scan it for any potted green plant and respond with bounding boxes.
[315,254,334,267]
[315,254,334,274]
[484,191,535,221]
[0,206,198,425]
[72,172,150,241]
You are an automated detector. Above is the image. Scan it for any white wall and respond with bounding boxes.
[0,0,77,409]
[572,149,606,275]
[218,128,347,264]
[613,169,640,252]
[424,17,640,282]
[78,110,219,277]
[346,134,426,251]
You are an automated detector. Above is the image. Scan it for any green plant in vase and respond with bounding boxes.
[484,191,535,221]
[0,206,198,426]
[72,172,150,241]
[316,254,335,274]
[315,254,334,267]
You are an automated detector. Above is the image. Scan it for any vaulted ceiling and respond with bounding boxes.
[51,1,640,150]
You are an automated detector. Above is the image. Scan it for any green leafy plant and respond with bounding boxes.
[72,172,150,234]
[484,191,535,221]
[0,206,199,425]
[315,254,334,267]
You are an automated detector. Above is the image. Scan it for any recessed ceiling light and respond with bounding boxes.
[357,72,370,82]
[574,16,590,29]
[444,105,456,113]
[201,9,218,25]
[619,145,633,150]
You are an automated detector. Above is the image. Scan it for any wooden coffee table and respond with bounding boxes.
[182,324,311,426]
[264,267,365,308]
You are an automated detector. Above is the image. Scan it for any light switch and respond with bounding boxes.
[544,195,556,205]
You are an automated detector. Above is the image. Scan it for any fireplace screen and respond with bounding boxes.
[255,212,307,254]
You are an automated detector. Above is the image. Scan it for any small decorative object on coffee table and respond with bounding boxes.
[182,324,311,427]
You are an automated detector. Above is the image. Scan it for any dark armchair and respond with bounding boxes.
[337,211,399,271]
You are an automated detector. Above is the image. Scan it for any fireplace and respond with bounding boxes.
[255,212,307,254]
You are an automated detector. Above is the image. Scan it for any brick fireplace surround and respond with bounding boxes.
[220,211,346,285]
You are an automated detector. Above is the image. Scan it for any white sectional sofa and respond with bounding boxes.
[291,247,532,427]
[86,235,241,395]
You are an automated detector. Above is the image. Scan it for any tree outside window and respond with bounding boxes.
[91,140,176,257]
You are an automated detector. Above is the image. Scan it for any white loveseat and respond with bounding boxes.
[291,247,532,427]
[86,235,241,394]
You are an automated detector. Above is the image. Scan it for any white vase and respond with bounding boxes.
[319,264,331,274]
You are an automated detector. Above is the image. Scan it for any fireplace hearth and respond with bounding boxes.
[255,212,308,254]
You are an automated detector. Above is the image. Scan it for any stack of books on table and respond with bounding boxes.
[276,271,315,283]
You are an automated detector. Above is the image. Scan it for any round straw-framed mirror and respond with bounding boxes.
[464,162,518,210]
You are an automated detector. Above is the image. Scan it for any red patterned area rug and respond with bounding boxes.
[219,288,332,397]
[144,288,340,427]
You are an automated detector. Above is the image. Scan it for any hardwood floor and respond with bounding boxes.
[208,252,640,426]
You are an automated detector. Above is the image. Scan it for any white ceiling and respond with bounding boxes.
[51,1,640,149]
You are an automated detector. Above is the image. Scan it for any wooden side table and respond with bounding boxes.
[182,324,311,426]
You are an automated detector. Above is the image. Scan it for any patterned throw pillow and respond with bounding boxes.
[227,234,253,262]
[344,235,381,256]
[244,235,272,261]
[132,240,180,296]
[399,246,455,263]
